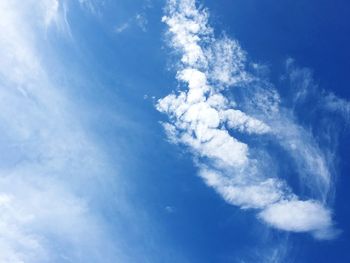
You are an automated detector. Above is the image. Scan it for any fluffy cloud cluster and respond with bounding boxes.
[157,0,337,239]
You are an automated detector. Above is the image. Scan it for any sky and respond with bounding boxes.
[0,0,349,262]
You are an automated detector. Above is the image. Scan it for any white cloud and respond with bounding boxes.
[199,169,287,209]
[221,109,271,134]
[157,0,340,240]
[272,117,332,200]
[259,200,335,239]
[205,37,251,87]
[162,0,211,67]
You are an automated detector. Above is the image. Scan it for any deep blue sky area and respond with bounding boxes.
[1,0,349,262]
[205,0,350,97]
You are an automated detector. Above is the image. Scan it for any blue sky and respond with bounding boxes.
[0,0,349,262]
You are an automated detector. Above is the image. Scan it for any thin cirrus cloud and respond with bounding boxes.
[156,0,342,239]
[114,13,148,34]
[0,1,126,262]
[285,57,350,125]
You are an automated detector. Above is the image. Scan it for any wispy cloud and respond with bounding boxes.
[135,13,148,32]
[323,92,350,122]
[0,1,125,262]
[157,0,342,241]
[114,13,148,34]
[284,58,350,125]
[113,2,152,34]
[78,0,103,16]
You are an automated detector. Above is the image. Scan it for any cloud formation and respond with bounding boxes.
[157,0,339,239]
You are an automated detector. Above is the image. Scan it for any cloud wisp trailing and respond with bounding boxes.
[157,0,340,239]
